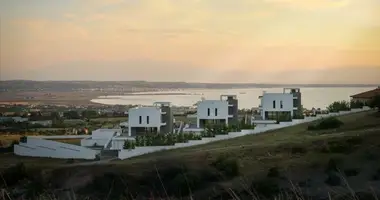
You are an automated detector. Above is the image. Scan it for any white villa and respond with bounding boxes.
[196,95,239,128]
[128,102,174,135]
[255,88,302,122]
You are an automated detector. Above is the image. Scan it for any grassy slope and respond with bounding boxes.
[2,111,380,199]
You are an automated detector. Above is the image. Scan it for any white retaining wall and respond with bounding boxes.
[29,135,90,139]
[118,107,371,160]
[14,137,98,160]
[81,138,108,147]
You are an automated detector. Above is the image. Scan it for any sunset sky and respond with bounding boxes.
[1,0,380,83]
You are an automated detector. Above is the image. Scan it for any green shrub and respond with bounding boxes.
[350,100,365,109]
[211,155,240,177]
[123,140,135,149]
[327,101,350,112]
[308,117,343,131]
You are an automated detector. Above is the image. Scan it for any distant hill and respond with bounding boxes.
[0,80,378,92]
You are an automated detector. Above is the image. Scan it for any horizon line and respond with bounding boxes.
[1,79,379,86]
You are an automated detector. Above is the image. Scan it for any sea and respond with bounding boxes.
[90,87,373,109]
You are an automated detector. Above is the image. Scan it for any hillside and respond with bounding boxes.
[2,111,380,199]
[1,80,378,92]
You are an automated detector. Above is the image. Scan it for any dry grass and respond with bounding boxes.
[1,111,380,199]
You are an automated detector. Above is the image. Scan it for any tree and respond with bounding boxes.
[369,95,380,112]
[63,111,81,119]
[81,110,98,119]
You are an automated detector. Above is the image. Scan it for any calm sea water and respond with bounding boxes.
[91,87,373,109]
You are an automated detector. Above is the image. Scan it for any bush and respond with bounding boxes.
[325,173,341,186]
[251,179,280,198]
[267,167,280,178]
[123,140,136,150]
[327,101,350,112]
[0,163,27,187]
[308,117,344,131]
[350,100,365,109]
[211,155,240,177]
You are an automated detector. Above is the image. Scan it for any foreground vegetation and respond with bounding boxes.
[1,111,380,199]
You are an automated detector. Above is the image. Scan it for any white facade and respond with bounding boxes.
[259,92,297,120]
[197,100,229,127]
[14,137,98,160]
[81,128,122,147]
[128,106,165,135]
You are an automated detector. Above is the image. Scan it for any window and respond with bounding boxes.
[280,101,283,109]
[139,116,142,124]
[273,100,276,109]
[146,116,150,124]
[215,108,218,116]
[207,108,210,116]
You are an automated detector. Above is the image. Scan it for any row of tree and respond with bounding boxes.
[124,132,203,149]
[327,96,380,113]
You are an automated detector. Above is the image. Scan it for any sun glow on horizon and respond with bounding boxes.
[0,0,379,83]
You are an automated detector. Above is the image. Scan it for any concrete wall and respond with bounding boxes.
[81,138,108,146]
[128,107,163,127]
[261,93,294,119]
[14,137,98,160]
[197,100,229,120]
[30,135,89,139]
[92,129,121,139]
[118,107,370,160]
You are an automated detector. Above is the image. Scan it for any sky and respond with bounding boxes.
[0,0,380,84]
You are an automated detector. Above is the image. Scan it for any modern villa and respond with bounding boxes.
[128,102,174,135]
[256,88,302,121]
[196,95,238,128]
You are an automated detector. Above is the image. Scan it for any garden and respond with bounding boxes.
[123,122,256,150]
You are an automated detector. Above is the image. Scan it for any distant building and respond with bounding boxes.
[128,102,174,136]
[196,95,238,128]
[350,87,380,104]
[258,88,302,121]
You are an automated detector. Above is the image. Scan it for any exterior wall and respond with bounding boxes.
[128,107,163,135]
[81,138,108,146]
[160,105,174,133]
[226,97,239,125]
[91,129,121,139]
[111,140,126,150]
[260,93,294,120]
[197,100,229,128]
[14,137,98,159]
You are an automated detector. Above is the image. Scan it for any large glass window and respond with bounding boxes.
[139,116,142,124]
